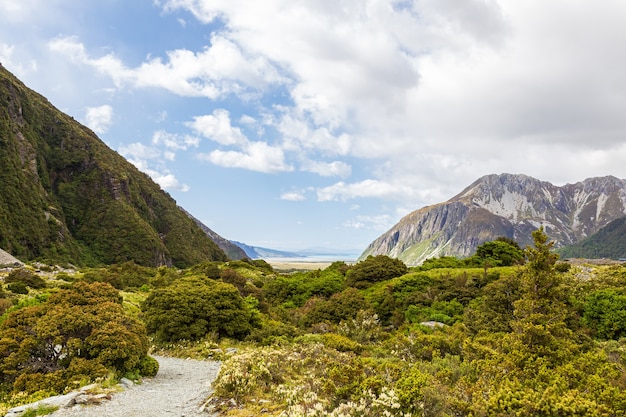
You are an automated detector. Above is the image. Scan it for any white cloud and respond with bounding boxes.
[317,179,417,202]
[83,105,113,134]
[152,130,200,150]
[48,33,284,99]
[149,172,190,192]
[156,0,626,204]
[118,142,161,161]
[301,160,351,178]
[118,142,189,192]
[280,191,306,202]
[344,214,394,232]
[198,141,292,173]
[186,109,247,146]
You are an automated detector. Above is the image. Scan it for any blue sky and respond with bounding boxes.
[2,0,626,255]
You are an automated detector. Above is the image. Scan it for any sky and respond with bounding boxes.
[1,0,626,256]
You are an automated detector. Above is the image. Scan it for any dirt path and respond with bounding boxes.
[49,356,221,417]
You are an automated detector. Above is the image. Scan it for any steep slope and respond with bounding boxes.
[558,216,626,259]
[182,208,248,260]
[0,64,227,267]
[361,173,626,265]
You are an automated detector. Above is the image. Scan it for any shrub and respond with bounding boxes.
[5,268,46,289]
[0,282,150,395]
[302,288,368,327]
[8,281,28,294]
[137,355,160,377]
[345,255,408,289]
[322,333,363,353]
[142,276,257,342]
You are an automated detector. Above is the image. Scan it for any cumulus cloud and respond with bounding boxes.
[24,0,626,211]
[344,214,394,232]
[316,179,418,202]
[156,0,626,198]
[280,191,306,202]
[48,33,284,99]
[186,109,247,146]
[118,142,189,192]
[197,141,292,173]
[301,160,351,178]
[83,105,113,134]
[152,130,200,150]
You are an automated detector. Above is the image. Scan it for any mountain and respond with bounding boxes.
[232,242,302,259]
[182,209,248,260]
[361,173,626,265]
[558,216,626,260]
[0,64,227,267]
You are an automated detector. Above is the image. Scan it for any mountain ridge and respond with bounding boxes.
[0,64,227,267]
[361,173,626,265]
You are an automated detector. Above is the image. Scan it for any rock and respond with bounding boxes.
[4,392,80,417]
[119,377,134,388]
[420,321,446,329]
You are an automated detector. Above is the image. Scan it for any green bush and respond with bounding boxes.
[137,355,160,377]
[0,282,149,395]
[302,288,368,327]
[5,268,46,289]
[322,333,363,353]
[345,255,408,289]
[7,281,28,294]
[142,276,257,342]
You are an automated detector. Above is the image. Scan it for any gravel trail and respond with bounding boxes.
[49,356,221,417]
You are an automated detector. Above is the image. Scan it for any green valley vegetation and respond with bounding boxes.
[0,279,157,408]
[3,229,626,416]
[558,215,626,260]
[0,65,226,268]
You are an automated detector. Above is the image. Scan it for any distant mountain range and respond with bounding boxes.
[232,242,360,261]
[0,64,227,267]
[361,174,626,265]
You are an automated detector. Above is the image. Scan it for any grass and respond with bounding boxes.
[20,405,59,417]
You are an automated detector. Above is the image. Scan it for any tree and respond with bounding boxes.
[510,227,574,362]
[474,238,524,267]
[141,276,257,342]
[345,255,408,289]
[0,282,151,395]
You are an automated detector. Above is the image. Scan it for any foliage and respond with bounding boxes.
[300,288,368,328]
[0,282,150,395]
[582,289,626,340]
[81,261,157,290]
[418,256,467,270]
[19,405,59,417]
[558,215,626,260]
[5,268,46,289]
[345,255,408,289]
[472,237,525,267]
[7,281,29,294]
[0,65,227,267]
[264,268,345,307]
[141,276,258,342]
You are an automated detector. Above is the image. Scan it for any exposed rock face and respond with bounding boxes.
[0,248,23,267]
[361,174,626,265]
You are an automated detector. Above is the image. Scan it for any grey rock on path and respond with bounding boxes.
[49,356,221,417]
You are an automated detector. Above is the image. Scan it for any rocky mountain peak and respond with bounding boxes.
[360,173,626,265]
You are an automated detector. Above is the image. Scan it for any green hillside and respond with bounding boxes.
[559,216,626,260]
[0,65,226,267]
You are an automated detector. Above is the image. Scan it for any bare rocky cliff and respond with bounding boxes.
[361,174,626,265]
